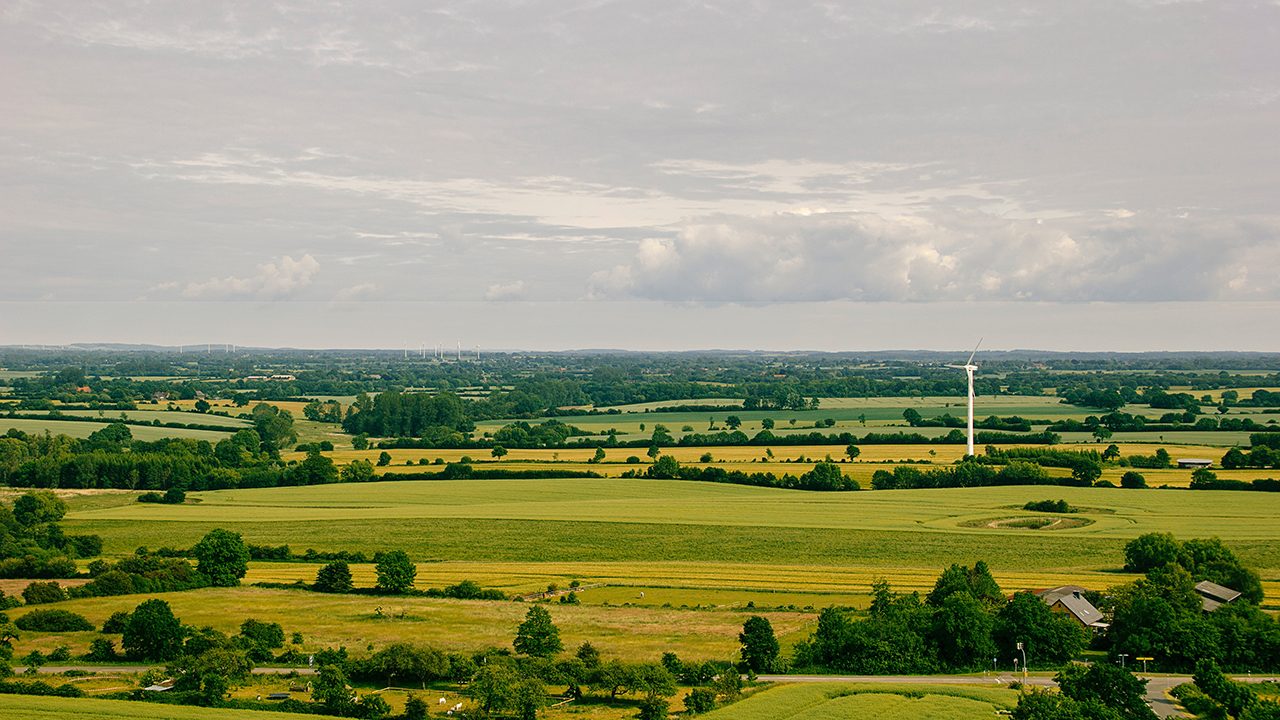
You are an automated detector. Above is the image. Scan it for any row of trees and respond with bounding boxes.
[626,457,861,491]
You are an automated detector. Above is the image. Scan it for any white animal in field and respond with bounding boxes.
[438,697,446,704]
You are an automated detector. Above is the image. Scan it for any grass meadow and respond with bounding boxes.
[0,418,234,442]
[0,696,302,720]
[60,479,1280,613]
[8,586,815,661]
[702,683,1018,720]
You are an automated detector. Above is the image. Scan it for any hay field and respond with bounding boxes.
[8,586,813,661]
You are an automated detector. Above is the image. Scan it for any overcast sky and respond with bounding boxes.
[3,1,1278,350]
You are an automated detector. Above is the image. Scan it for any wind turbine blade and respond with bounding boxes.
[966,337,983,366]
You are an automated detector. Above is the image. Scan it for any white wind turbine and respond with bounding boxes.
[946,339,983,456]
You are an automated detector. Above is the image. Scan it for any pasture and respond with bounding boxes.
[0,417,234,442]
[8,586,814,661]
[59,409,250,428]
[61,479,1280,610]
[471,394,1117,443]
[0,696,302,720]
[703,682,1018,720]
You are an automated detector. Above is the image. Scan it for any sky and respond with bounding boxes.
[2,1,1278,351]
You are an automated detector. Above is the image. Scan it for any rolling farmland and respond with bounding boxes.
[61,479,1280,611]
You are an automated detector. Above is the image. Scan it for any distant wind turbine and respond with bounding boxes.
[946,339,983,456]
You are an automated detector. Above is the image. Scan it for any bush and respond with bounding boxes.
[22,581,67,605]
[67,535,103,557]
[101,611,131,634]
[1023,499,1075,513]
[684,687,717,714]
[85,638,118,661]
[315,561,354,593]
[1120,471,1148,489]
[0,679,85,698]
[48,646,71,662]
[16,609,94,632]
[638,697,669,720]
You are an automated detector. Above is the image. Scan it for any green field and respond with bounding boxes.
[473,394,1145,443]
[0,417,235,442]
[59,409,250,427]
[61,480,1280,608]
[9,586,811,661]
[0,695,302,720]
[704,682,1018,720]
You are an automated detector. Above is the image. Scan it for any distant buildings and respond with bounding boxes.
[1034,586,1109,631]
[1195,580,1242,612]
[1177,458,1214,469]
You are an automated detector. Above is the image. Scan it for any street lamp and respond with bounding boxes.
[1118,654,1128,669]
[1017,642,1027,680]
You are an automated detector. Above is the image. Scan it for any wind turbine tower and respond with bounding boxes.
[946,339,982,456]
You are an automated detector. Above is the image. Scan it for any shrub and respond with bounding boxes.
[48,646,71,662]
[1023,499,1075,513]
[22,582,67,605]
[684,687,717,714]
[315,561,354,593]
[1120,471,1148,489]
[101,611,131,634]
[85,638,118,661]
[0,679,85,697]
[16,609,94,632]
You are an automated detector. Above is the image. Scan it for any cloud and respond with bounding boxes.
[589,211,1280,303]
[181,254,320,299]
[335,282,378,301]
[485,280,527,301]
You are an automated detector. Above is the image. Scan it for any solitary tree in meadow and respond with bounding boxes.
[514,605,562,657]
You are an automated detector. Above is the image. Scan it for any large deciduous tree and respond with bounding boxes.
[191,529,250,587]
[514,605,563,657]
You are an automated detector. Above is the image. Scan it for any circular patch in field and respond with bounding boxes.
[959,515,1094,531]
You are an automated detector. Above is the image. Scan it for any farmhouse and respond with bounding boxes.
[1034,586,1108,630]
[1195,580,1242,612]
[1177,458,1214,469]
